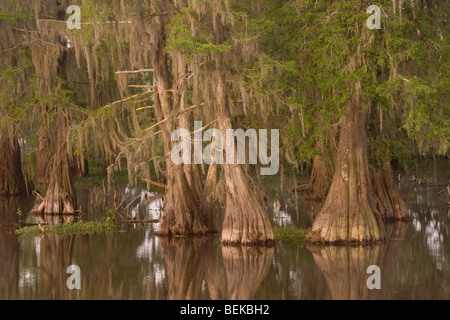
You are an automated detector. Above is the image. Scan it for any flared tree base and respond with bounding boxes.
[221,166,274,246]
[156,166,210,236]
[372,166,409,222]
[306,111,385,244]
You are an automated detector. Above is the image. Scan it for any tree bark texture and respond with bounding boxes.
[372,166,408,221]
[297,141,333,200]
[307,111,385,244]
[149,10,209,236]
[215,74,274,246]
[36,127,52,183]
[0,130,31,196]
[33,113,77,215]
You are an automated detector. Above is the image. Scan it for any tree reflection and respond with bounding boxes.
[222,246,274,300]
[373,222,408,299]
[160,237,274,300]
[308,245,381,300]
[38,234,75,299]
[0,196,34,299]
[160,237,213,300]
[32,214,76,300]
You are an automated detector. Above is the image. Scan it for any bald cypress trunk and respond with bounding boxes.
[372,165,408,221]
[149,10,209,236]
[33,112,77,215]
[216,74,274,246]
[36,127,52,183]
[307,110,385,244]
[0,130,31,196]
[297,141,333,200]
[200,161,218,233]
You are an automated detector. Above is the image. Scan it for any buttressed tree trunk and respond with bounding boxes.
[216,74,274,246]
[176,53,205,206]
[372,165,408,221]
[0,130,31,196]
[297,141,333,200]
[34,113,77,215]
[200,161,218,233]
[149,8,208,236]
[307,109,385,244]
[36,127,52,183]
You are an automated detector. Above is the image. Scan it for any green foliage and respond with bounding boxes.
[16,209,117,236]
[15,220,116,236]
[273,226,310,245]
[167,9,231,57]
[0,9,27,24]
[250,0,449,163]
[1,0,448,190]
[105,207,117,224]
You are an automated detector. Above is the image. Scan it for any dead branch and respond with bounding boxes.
[141,178,167,189]
[115,69,154,74]
[128,85,156,89]
[142,194,164,203]
[117,219,159,224]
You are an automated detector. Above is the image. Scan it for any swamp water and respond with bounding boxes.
[0,171,449,300]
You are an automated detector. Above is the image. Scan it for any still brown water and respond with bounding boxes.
[1,171,449,300]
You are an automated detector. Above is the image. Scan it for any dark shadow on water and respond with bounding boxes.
[0,196,35,225]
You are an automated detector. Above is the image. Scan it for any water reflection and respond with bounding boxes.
[34,213,76,226]
[35,235,75,299]
[160,237,214,300]
[0,171,448,299]
[308,245,381,300]
[403,174,449,290]
[222,246,274,300]
[158,238,274,300]
[0,197,35,299]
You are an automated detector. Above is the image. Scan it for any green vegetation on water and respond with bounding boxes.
[16,220,116,236]
[273,226,310,245]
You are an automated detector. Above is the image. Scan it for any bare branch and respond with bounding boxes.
[115,69,154,75]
